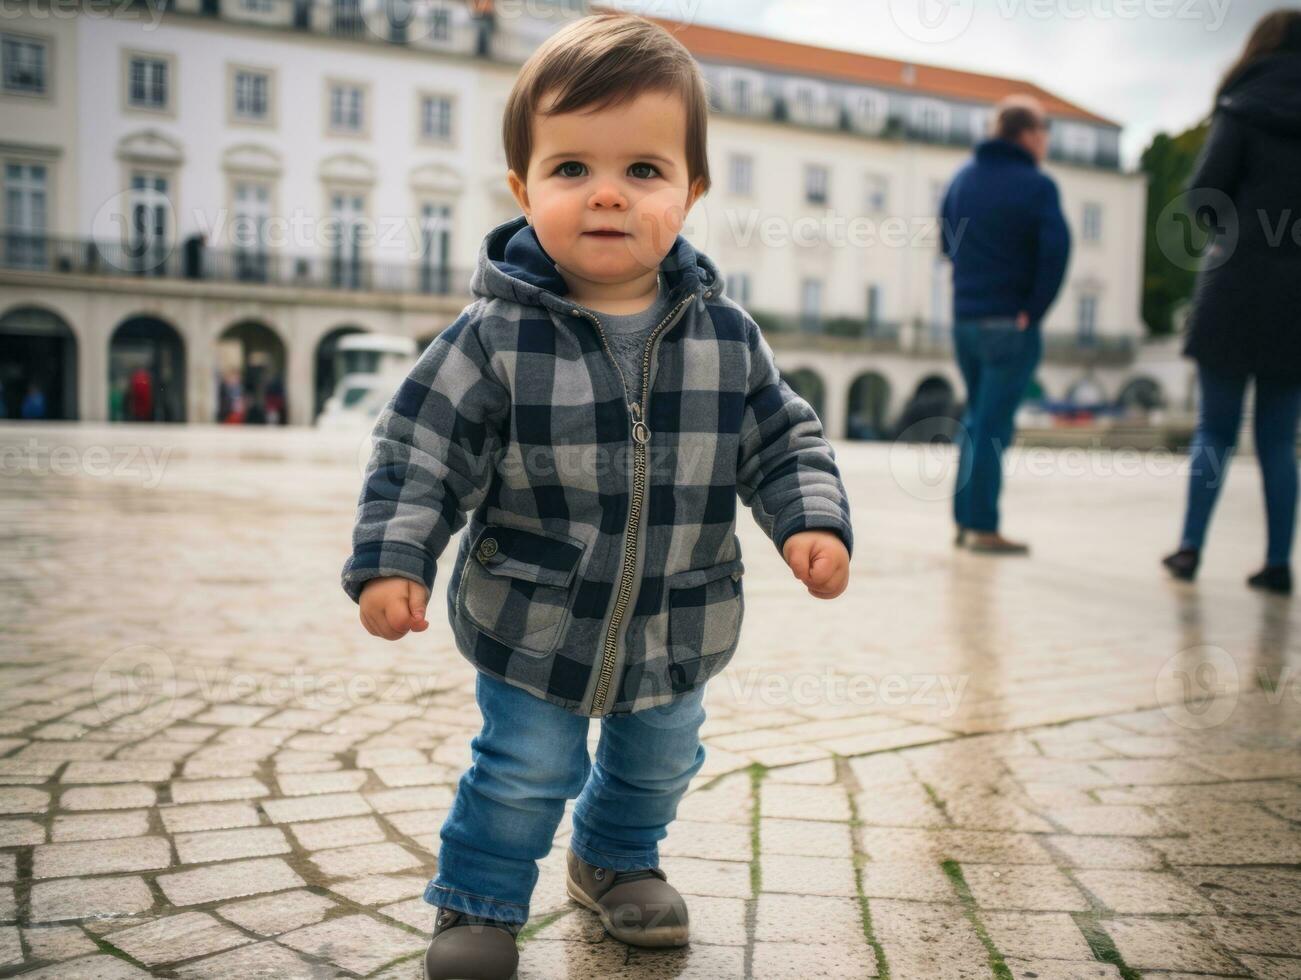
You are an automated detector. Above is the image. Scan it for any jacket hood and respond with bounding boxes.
[1218,52,1301,138]
[974,138,1037,167]
[470,214,722,311]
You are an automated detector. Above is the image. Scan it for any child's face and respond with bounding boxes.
[508,87,705,297]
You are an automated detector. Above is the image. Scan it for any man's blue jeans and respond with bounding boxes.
[1179,362,1301,567]
[952,317,1043,533]
[424,669,708,925]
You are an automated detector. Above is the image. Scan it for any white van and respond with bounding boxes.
[316,333,418,431]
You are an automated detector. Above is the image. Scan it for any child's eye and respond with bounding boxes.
[555,161,586,178]
[629,162,660,179]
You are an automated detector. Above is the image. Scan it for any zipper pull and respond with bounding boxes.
[630,403,650,444]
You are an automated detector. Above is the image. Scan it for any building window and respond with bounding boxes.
[865,173,889,213]
[329,189,365,288]
[728,154,753,196]
[419,201,452,294]
[127,54,170,111]
[233,69,269,121]
[911,99,949,140]
[1060,123,1098,163]
[428,5,451,41]
[128,170,171,274]
[804,164,828,206]
[730,75,752,114]
[2,35,47,96]
[420,94,453,142]
[3,161,48,268]
[329,82,365,134]
[726,272,751,305]
[791,84,818,121]
[1077,293,1098,343]
[854,90,887,133]
[1082,202,1103,242]
[232,180,271,281]
[240,0,274,11]
[866,284,882,327]
[800,278,822,331]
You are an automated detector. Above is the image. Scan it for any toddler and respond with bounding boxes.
[341,12,854,978]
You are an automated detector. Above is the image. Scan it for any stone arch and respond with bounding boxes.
[109,315,187,422]
[780,367,826,423]
[215,320,288,425]
[846,371,891,440]
[0,305,79,420]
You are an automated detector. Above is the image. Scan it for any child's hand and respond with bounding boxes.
[782,530,849,600]
[359,577,430,640]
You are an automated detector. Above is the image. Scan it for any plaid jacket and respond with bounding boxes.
[342,214,854,716]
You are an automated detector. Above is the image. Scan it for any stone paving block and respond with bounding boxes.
[157,857,305,906]
[870,898,990,980]
[760,854,858,897]
[16,953,153,978]
[383,808,445,846]
[173,940,324,979]
[1043,834,1162,870]
[659,857,751,899]
[22,923,99,961]
[277,769,368,796]
[1149,831,1301,866]
[661,819,752,862]
[755,893,864,944]
[0,853,11,882]
[0,818,45,846]
[674,774,752,825]
[51,810,150,842]
[0,926,19,968]
[0,786,50,814]
[853,783,947,828]
[104,910,249,967]
[378,897,433,931]
[1171,866,1301,915]
[752,939,876,978]
[168,777,269,804]
[365,785,454,814]
[1100,918,1241,973]
[33,836,172,878]
[514,938,628,978]
[309,841,424,878]
[765,759,838,785]
[260,791,372,823]
[174,826,291,864]
[216,889,337,936]
[1236,954,1301,980]
[59,784,157,811]
[1043,805,1172,836]
[1074,869,1218,914]
[60,761,174,784]
[858,826,1054,865]
[759,817,853,858]
[1193,914,1301,958]
[158,801,261,833]
[859,860,958,901]
[961,864,1089,912]
[623,942,746,977]
[1004,959,1122,979]
[278,913,422,974]
[328,874,427,905]
[760,782,851,822]
[289,814,387,850]
[30,875,155,922]
[980,911,1096,960]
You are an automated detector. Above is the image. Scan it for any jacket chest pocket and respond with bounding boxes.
[665,557,745,691]
[457,524,586,657]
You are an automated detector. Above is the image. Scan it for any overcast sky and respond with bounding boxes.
[610,0,1277,169]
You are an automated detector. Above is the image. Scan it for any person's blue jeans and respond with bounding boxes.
[424,669,708,925]
[952,317,1044,533]
[1179,363,1301,568]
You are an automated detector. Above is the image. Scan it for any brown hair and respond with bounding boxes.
[993,94,1048,143]
[502,12,711,195]
[1216,8,1301,102]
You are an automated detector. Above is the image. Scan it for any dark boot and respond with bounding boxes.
[1162,548,1200,582]
[967,532,1030,555]
[565,848,689,947]
[423,907,520,980]
[1247,565,1292,595]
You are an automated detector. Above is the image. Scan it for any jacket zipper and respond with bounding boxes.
[570,287,701,714]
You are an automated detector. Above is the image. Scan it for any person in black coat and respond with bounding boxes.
[1163,9,1301,595]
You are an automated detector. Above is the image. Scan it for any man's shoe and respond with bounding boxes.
[954,526,968,547]
[1162,548,1200,582]
[967,532,1030,555]
[565,848,689,947]
[1247,565,1292,595]
[423,907,520,980]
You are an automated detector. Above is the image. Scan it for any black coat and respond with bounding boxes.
[1182,53,1301,383]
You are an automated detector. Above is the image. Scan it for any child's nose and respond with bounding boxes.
[588,182,627,209]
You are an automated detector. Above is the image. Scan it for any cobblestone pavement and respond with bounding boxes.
[1,423,1298,979]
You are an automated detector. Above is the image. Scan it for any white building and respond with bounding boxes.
[0,0,1179,432]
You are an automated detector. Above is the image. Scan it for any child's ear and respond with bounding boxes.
[685,176,706,212]
[506,169,531,220]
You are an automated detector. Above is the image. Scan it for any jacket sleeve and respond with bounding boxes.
[341,305,511,604]
[1186,109,1244,197]
[1023,175,1072,323]
[735,312,854,560]
[938,180,956,261]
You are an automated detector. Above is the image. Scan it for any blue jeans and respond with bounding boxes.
[952,317,1043,533]
[425,669,708,925]
[1179,363,1301,567]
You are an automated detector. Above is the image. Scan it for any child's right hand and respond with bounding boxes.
[359,577,430,640]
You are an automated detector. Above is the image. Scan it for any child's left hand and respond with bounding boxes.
[781,530,850,600]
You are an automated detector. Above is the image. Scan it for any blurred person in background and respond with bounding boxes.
[1162,8,1301,596]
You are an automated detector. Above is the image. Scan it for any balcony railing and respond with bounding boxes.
[0,233,471,297]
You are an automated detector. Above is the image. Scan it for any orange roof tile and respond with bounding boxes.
[602,8,1117,128]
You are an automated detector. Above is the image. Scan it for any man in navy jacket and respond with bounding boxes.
[939,95,1071,554]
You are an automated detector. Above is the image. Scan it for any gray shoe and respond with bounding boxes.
[565,848,689,947]
[966,532,1030,555]
[423,907,520,980]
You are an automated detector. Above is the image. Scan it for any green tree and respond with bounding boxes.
[1140,121,1210,336]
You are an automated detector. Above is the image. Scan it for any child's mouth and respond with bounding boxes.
[583,231,628,238]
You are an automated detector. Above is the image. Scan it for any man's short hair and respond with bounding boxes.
[503,12,711,194]
[993,94,1048,142]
